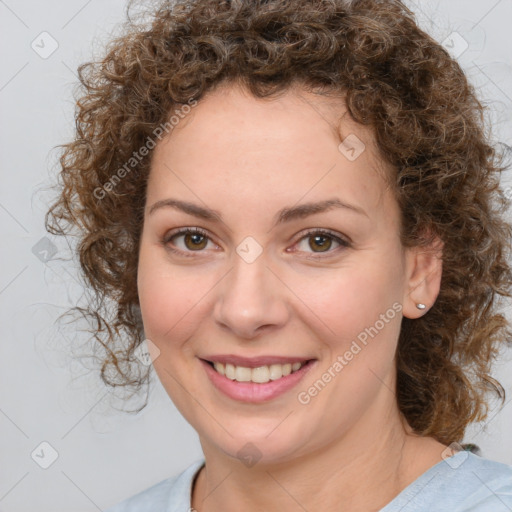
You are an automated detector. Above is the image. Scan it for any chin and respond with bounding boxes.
[198,419,314,468]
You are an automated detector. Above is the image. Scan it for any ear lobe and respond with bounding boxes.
[402,234,444,319]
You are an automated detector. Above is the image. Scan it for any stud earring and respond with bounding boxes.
[416,303,427,310]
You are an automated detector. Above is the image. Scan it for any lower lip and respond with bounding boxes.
[200,359,316,403]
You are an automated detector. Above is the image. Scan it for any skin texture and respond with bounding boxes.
[137,83,448,511]
[44,0,512,448]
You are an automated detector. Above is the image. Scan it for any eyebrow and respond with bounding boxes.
[148,197,369,226]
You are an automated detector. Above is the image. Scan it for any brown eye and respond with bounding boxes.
[163,227,213,256]
[307,234,333,253]
[182,231,208,250]
[293,229,350,257]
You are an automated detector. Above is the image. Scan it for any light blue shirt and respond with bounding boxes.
[104,451,512,511]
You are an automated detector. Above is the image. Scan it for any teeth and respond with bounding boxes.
[269,364,283,380]
[212,361,306,383]
[252,365,270,383]
[235,366,252,382]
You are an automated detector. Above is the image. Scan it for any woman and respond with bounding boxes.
[45,0,512,510]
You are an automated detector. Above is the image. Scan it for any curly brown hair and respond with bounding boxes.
[44,0,512,444]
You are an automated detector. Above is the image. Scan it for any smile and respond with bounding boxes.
[200,357,316,403]
[211,361,306,383]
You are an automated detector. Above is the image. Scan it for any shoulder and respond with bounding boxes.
[103,459,205,512]
[382,451,512,512]
[453,452,512,511]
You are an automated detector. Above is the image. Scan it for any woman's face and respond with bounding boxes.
[137,84,424,465]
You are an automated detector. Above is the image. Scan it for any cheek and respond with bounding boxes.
[136,250,210,414]
[292,258,403,345]
[137,247,207,348]
[293,265,403,419]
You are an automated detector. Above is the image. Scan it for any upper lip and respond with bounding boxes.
[201,355,314,368]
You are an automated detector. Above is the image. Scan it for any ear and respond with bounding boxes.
[402,231,444,319]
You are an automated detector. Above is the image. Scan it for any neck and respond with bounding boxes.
[192,400,446,512]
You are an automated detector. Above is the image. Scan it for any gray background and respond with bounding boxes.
[1,0,511,510]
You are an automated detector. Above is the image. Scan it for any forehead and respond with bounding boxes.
[148,83,395,221]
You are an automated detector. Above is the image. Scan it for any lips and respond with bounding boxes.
[199,356,316,403]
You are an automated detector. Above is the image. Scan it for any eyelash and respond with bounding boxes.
[161,227,351,259]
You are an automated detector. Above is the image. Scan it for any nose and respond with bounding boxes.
[213,252,289,340]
